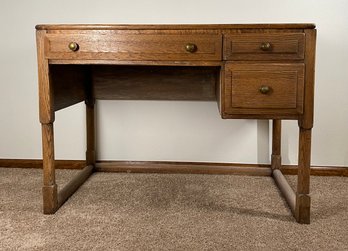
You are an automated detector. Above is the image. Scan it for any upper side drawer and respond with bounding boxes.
[223,33,305,60]
[44,33,222,61]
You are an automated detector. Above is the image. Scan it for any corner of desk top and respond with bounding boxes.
[35,23,316,30]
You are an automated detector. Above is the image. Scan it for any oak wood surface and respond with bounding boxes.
[0,159,86,169]
[280,165,348,176]
[41,123,57,214]
[295,128,312,223]
[297,128,312,195]
[50,65,87,111]
[223,63,304,116]
[92,65,219,100]
[273,169,296,212]
[36,30,54,124]
[299,29,316,129]
[95,161,272,176]
[1,159,347,176]
[271,120,282,169]
[48,59,223,66]
[34,24,317,223]
[45,33,222,61]
[85,74,96,166]
[36,24,316,30]
[224,33,305,61]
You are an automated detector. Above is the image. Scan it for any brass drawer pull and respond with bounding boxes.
[185,43,197,53]
[259,86,271,94]
[68,42,79,51]
[260,42,272,51]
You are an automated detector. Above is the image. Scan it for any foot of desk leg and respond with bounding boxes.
[42,184,58,214]
[295,127,312,224]
[295,193,311,224]
[41,123,58,214]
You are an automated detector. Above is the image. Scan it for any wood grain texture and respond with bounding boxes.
[49,59,223,66]
[45,33,222,61]
[223,63,304,116]
[86,104,96,165]
[92,65,219,100]
[35,24,316,30]
[280,165,348,176]
[95,161,272,176]
[295,193,311,224]
[41,123,57,214]
[273,169,296,212]
[36,30,54,124]
[224,33,305,61]
[0,159,86,169]
[85,73,96,166]
[271,120,282,170]
[1,159,346,176]
[34,24,317,221]
[297,128,312,195]
[221,113,299,120]
[299,29,317,129]
[50,65,87,111]
[295,127,312,224]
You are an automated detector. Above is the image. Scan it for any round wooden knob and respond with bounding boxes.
[259,86,271,94]
[68,42,79,51]
[260,42,272,51]
[185,43,197,53]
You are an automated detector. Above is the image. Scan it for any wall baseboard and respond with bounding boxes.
[0,159,86,169]
[0,159,347,177]
[280,165,348,176]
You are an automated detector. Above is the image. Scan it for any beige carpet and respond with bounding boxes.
[0,168,347,250]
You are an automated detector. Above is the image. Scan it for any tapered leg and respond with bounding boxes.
[271,120,281,170]
[295,127,312,224]
[41,123,58,214]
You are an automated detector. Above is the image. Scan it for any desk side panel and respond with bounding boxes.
[50,65,88,111]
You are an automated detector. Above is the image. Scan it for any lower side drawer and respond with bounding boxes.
[221,63,305,118]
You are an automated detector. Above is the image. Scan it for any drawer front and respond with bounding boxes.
[45,33,222,61]
[223,33,305,60]
[223,63,304,116]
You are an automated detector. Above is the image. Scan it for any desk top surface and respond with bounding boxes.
[35,23,316,30]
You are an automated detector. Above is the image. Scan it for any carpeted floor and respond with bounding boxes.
[0,168,347,250]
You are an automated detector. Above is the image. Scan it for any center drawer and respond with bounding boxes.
[44,33,222,61]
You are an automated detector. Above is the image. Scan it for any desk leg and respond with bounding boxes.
[86,99,96,166]
[271,120,281,170]
[41,123,58,214]
[295,127,312,224]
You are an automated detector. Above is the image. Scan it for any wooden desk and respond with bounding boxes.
[35,24,316,223]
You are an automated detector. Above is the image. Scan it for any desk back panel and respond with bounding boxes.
[92,65,219,101]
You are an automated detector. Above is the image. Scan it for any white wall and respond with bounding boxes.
[0,0,347,166]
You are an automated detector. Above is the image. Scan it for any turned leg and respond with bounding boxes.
[295,127,312,224]
[41,123,58,214]
[271,120,281,170]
